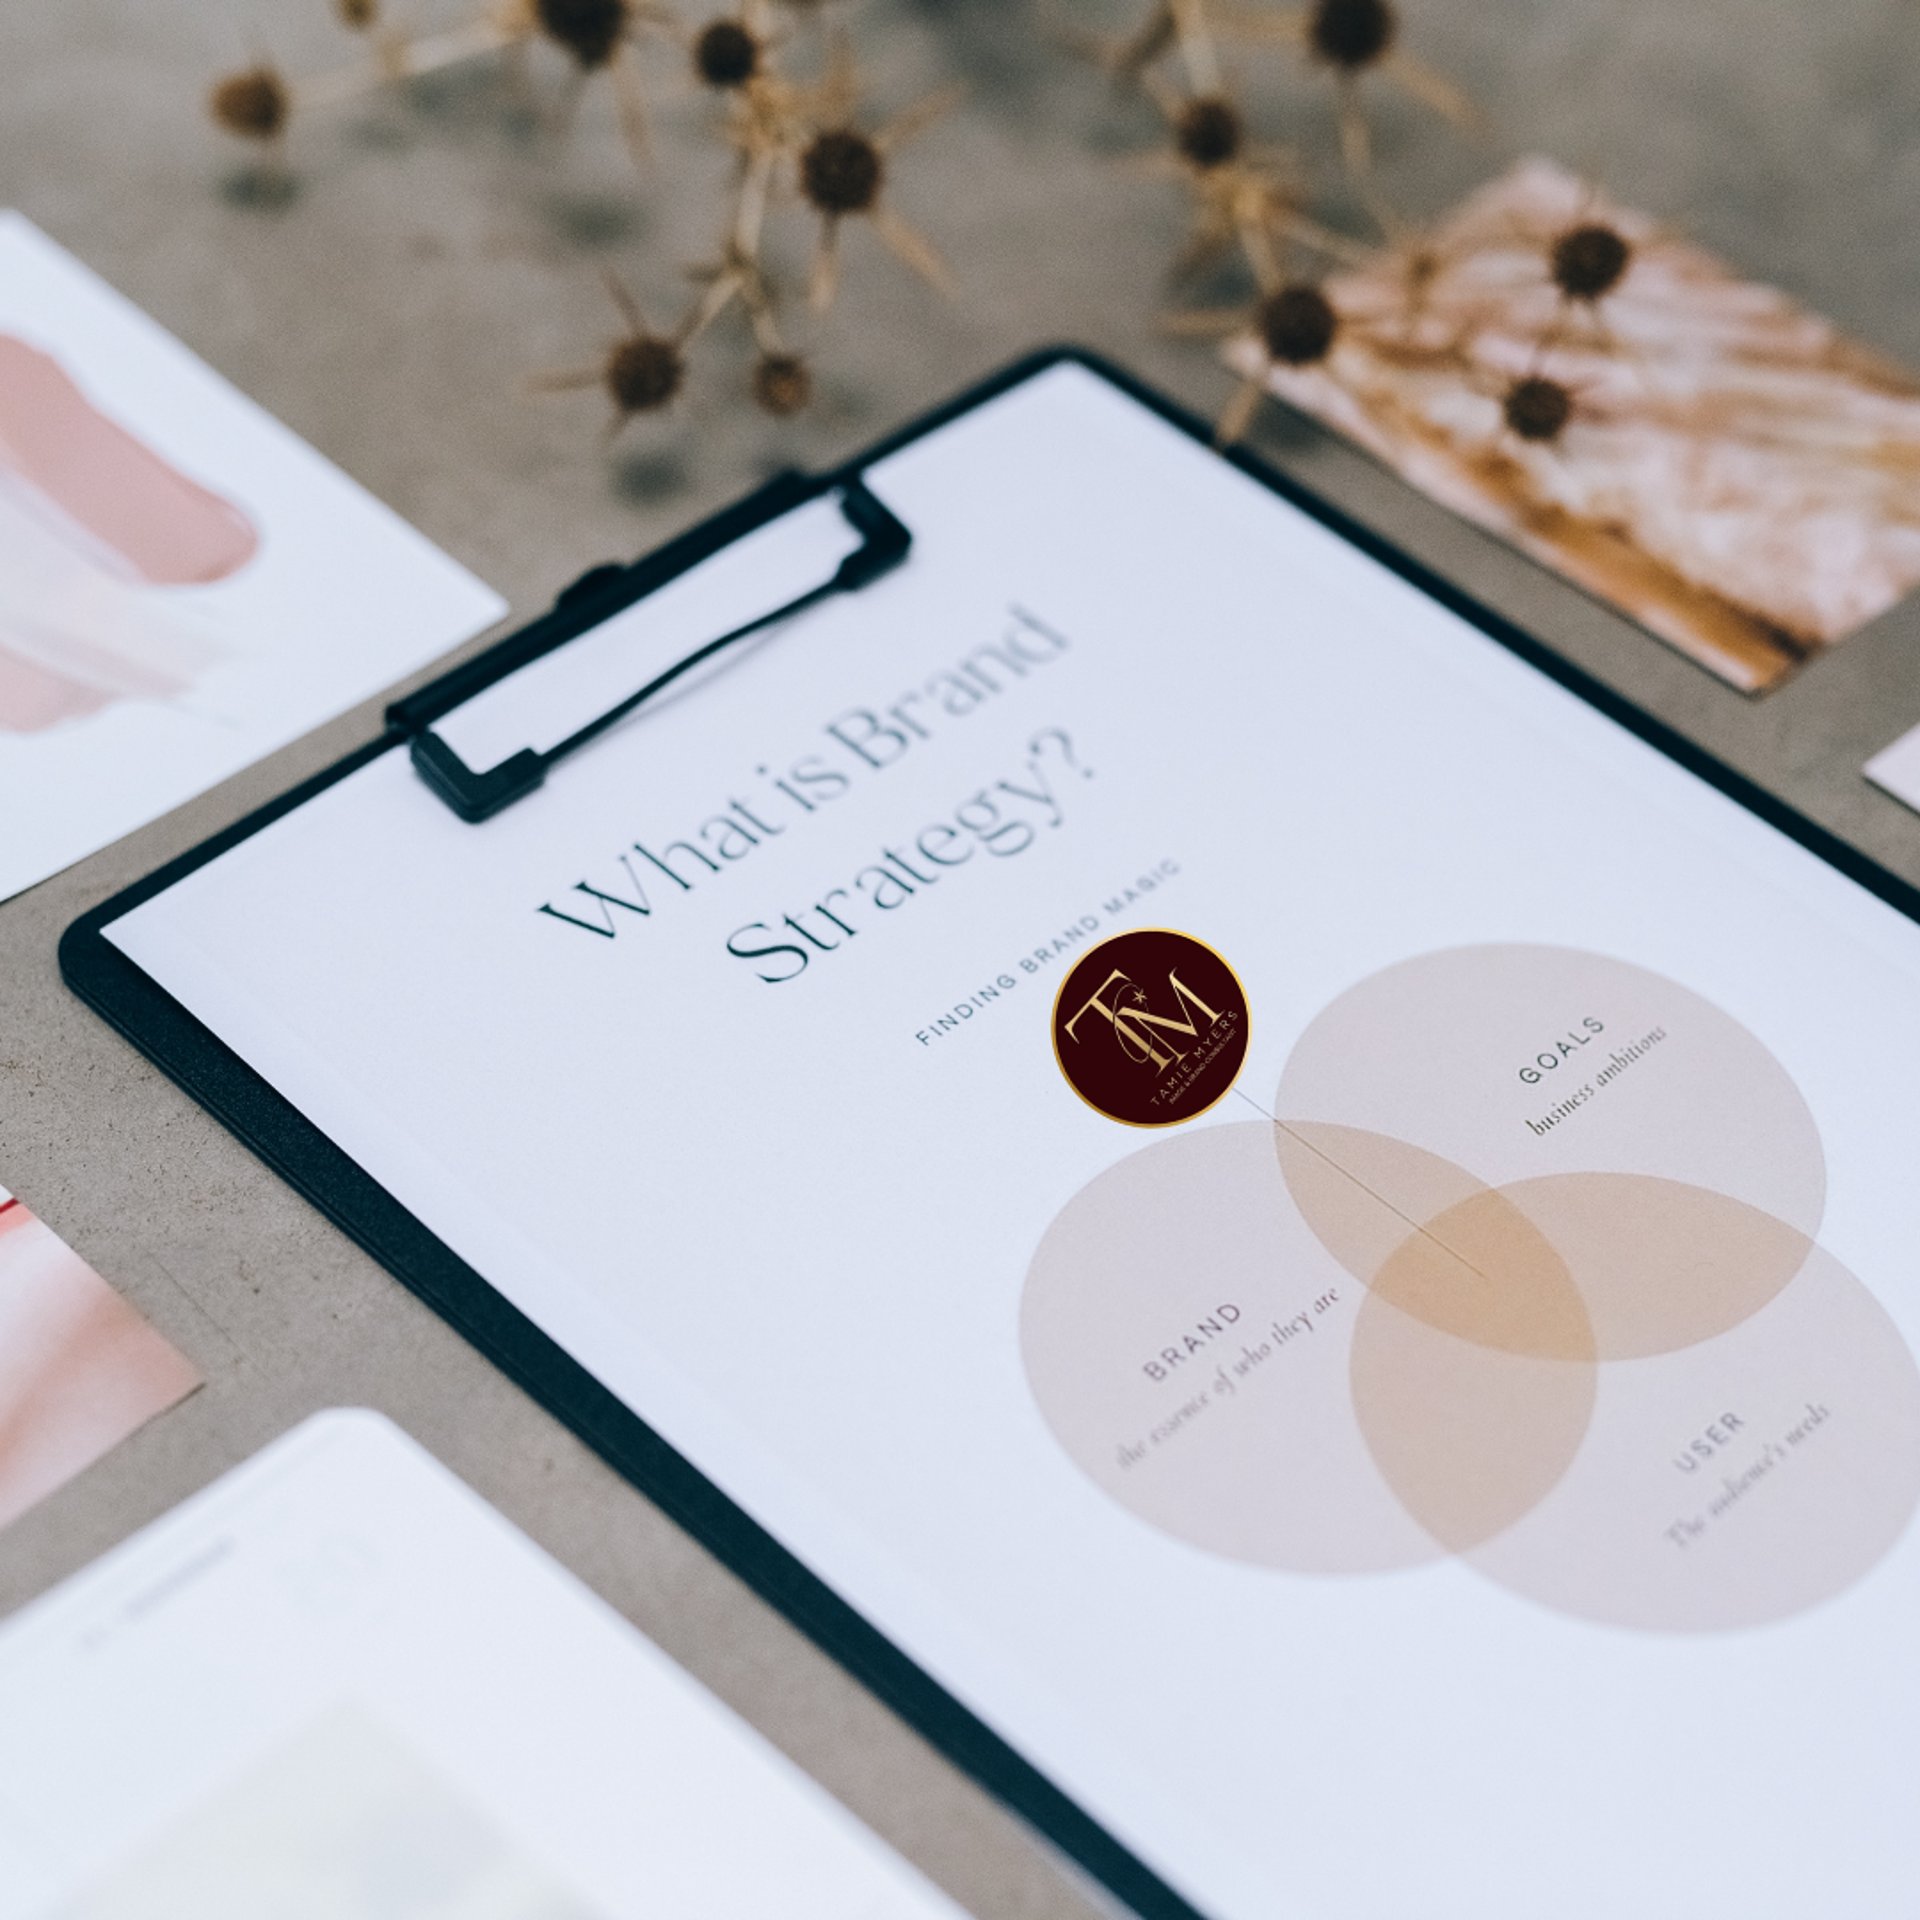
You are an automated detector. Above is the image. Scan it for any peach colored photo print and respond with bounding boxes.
[0,212,503,903]
[0,1187,199,1534]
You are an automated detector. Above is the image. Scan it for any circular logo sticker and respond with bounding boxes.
[1051,928,1250,1127]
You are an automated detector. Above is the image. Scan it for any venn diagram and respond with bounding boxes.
[1021,945,1920,1630]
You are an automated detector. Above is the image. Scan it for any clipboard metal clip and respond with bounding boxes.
[409,477,912,823]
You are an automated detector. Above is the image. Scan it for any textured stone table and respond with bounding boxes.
[4,1,1920,1912]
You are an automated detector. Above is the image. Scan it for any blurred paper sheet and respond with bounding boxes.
[63,1709,604,1920]
[0,1412,966,1920]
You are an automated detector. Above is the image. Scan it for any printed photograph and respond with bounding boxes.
[1236,158,1920,692]
[0,1187,199,1534]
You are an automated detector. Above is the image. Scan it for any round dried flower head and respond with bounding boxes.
[801,129,884,218]
[1308,0,1398,71]
[336,0,380,29]
[535,0,631,70]
[1175,95,1243,171]
[1503,374,1572,442]
[752,353,813,417]
[1259,284,1339,367]
[209,66,291,141]
[606,334,685,414]
[694,18,760,88]
[1550,221,1631,304]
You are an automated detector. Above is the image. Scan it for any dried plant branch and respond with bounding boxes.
[205,0,956,437]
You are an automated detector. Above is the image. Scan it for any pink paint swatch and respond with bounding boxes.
[0,334,251,733]
[0,334,257,585]
[0,1193,201,1532]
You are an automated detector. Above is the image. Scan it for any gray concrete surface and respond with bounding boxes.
[4,1,1920,1912]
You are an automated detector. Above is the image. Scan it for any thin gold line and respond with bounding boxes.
[1233,1085,1505,1295]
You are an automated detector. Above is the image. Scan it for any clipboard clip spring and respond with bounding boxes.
[409,477,912,823]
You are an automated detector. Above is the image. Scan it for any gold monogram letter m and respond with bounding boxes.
[1064,969,1223,1075]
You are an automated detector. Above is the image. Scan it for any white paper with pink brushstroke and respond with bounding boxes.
[0,213,504,903]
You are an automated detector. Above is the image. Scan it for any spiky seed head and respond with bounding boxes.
[1504,375,1573,442]
[1258,284,1339,366]
[1308,0,1397,71]
[752,353,813,416]
[535,0,631,70]
[1175,95,1243,171]
[209,66,291,141]
[801,129,884,217]
[694,19,760,88]
[606,335,684,414]
[1550,222,1631,303]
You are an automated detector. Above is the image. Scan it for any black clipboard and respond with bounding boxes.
[59,346,1920,1920]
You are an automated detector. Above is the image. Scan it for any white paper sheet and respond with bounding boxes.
[1865,718,1920,817]
[100,362,1920,1918]
[0,1411,966,1920]
[0,213,504,902]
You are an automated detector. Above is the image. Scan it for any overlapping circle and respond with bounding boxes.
[1021,945,1920,1630]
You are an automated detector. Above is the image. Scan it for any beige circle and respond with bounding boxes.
[1277,947,1825,1355]
[1020,1123,1443,1572]
[1456,1245,1920,1631]
[1276,1121,1596,1360]
[1277,944,1824,1226]
[1280,1120,1817,1361]
[1493,1170,1815,1360]
[1350,1281,1597,1555]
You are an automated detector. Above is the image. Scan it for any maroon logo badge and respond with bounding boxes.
[1051,929,1250,1127]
